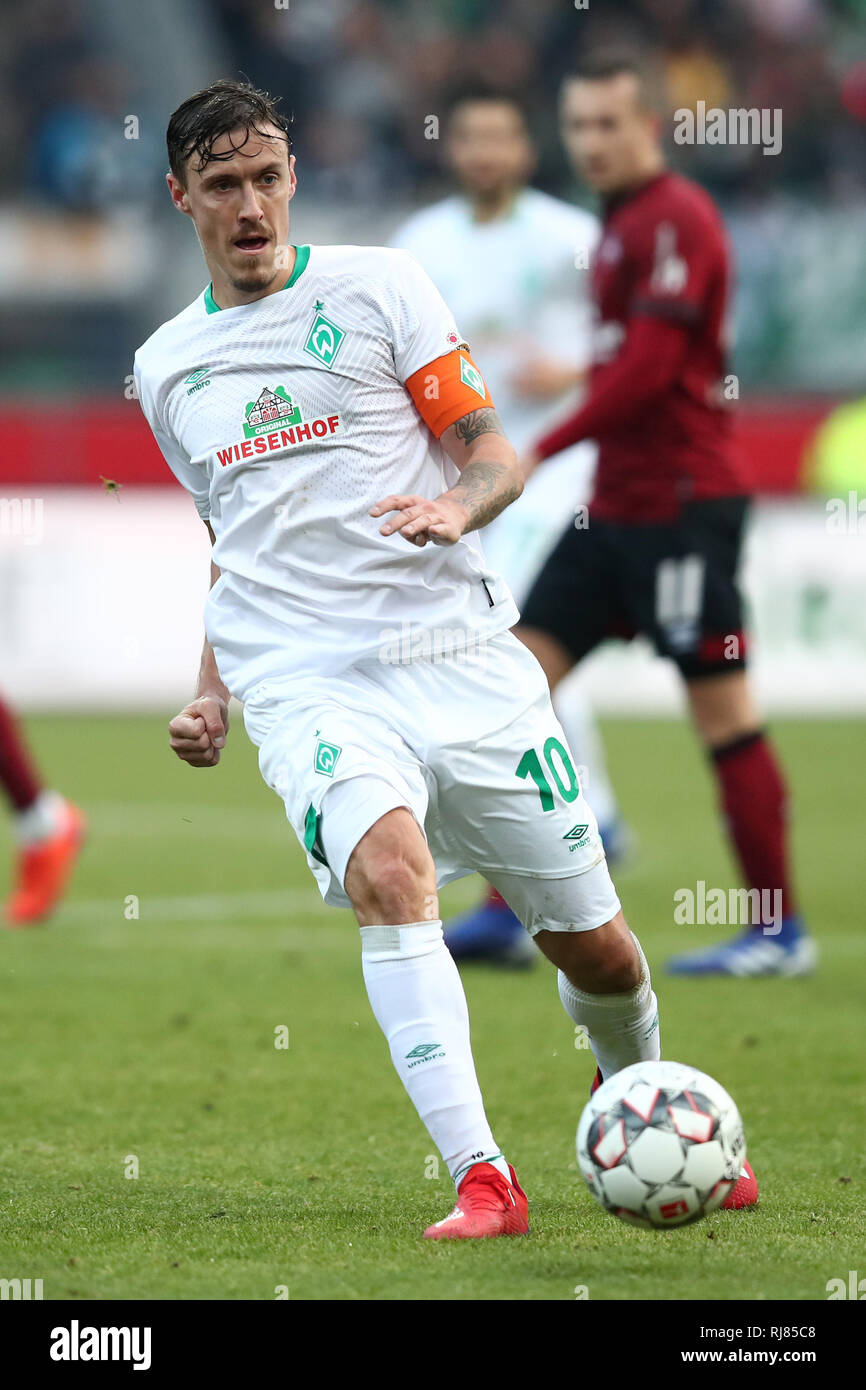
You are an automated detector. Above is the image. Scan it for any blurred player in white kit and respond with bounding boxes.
[393,92,627,965]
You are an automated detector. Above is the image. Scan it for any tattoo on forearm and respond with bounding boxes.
[449,458,522,533]
[453,408,506,446]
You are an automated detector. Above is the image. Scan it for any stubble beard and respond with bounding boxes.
[228,259,280,296]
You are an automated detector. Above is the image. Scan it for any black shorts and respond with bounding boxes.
[520,496,750,679]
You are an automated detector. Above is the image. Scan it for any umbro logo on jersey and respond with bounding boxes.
[304,311,346,368]
[563,823,591,851]
[185,367,212,395]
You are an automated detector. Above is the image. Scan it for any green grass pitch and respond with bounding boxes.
[0,714,862,1301]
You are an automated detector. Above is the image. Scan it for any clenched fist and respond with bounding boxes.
[168,694,229,768]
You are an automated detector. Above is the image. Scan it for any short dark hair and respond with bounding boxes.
[563,51,666,114]
[447,88,531,134]
[167,78,293,184]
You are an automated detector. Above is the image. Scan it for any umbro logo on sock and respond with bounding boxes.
[405,1042,445,1068]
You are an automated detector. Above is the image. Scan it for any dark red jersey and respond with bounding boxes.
[536,171,746,521]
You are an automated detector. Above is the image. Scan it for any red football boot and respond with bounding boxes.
[722,1160,758,1210]
[423,1162,529,1240]
[5,801,87,927]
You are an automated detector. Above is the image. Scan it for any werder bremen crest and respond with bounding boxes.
[304,310,346,369]
[314,740,342,777]
[459,356,486,399]
[244,386,301,437]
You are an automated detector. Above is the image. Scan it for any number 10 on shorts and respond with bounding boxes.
[516,738,581,811]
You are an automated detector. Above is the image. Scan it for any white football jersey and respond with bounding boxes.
[134,244,518,701]
[392,189,599,451]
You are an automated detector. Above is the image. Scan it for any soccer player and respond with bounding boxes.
[0,695,85,926]
[392,91,628,966]
[514,55,814,978]
[135,79,665,1240]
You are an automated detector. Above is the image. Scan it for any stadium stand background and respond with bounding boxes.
[1,0,865,709]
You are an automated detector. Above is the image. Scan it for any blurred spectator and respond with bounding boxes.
[2,0,865,396]
[28,57,150,213]
[3,0,865,209]
[1,1,161,211]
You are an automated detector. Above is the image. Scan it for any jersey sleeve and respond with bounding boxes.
[134,358,211,521]
[385,250,496,437]
[387,249,464,380]
[628,206,720,326]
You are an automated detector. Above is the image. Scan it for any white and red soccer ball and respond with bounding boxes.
[577,1060,748,1229]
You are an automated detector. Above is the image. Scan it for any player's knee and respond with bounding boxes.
[364,857,426,920]
[686,671,759,749]
[344,810,435,923]
[596,938,643,993]
[556,918,643,994]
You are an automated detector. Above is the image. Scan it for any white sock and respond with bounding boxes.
[361,920,510,1186]
[553,675,619,830]
[557,932,660,1082]
[14,790,66,846]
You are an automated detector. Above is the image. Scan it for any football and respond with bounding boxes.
[576,1060,746,1229]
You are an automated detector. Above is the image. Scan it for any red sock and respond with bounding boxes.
[711,730,796,925]
[0,697,41,812]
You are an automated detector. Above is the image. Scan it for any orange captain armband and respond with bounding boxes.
[404,349,496,438]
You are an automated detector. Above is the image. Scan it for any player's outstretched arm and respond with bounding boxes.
[441,408,523,533]
[371,408,522,548]
[168,523,231,768]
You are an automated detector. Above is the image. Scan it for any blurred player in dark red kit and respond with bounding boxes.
[0,695,85,926]
[513,53,814,978]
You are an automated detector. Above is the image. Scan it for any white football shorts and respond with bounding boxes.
[242,629,620,933]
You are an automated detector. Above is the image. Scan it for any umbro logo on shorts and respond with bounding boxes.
[563,823,591,852]
[563,824,589,840]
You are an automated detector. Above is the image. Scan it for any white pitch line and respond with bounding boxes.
[54,888,336,926]
[75,802,291,842]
